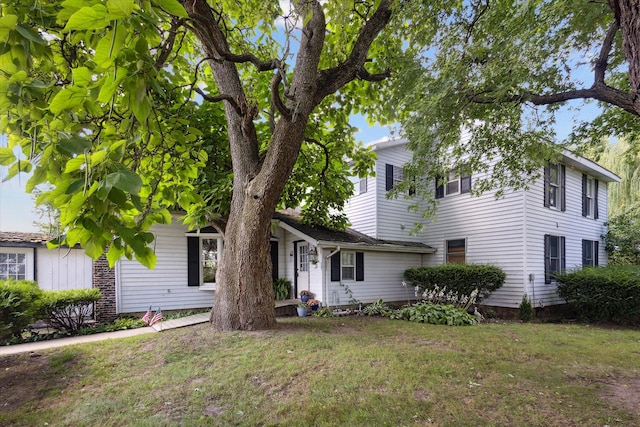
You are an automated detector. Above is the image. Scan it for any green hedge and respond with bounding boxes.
[0,279,43,341]
[404,264,506,302]
[556,266,640,323]
[40,288,102,334]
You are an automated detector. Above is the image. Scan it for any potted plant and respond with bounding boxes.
[296,303,308,317]
[307,299,320,311]
[300,290,312,303]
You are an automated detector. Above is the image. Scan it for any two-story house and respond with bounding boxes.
[343,138,621,309]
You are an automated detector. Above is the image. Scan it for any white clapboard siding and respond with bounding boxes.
[524,165,612,307]
[37,247,93,291]
[344,175,377,237]
[327,251,424,305]
[117,222,213,314]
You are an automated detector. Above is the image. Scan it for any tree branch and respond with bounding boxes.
[305,137,330,179]
[155,17,186,69]
[314,0,394,103]
[270,72,292,119]
[356,67,391,82]
[594,18,619,85]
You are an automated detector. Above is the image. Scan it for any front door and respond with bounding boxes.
[297,242,310,297]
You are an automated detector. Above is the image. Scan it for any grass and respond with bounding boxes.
[1,317,639,426]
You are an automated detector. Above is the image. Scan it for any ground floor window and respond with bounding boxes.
[187,233,223,287]
[0,252,27,280]
[341,252,355,280]
[544,234,565,283]
[446,239,466,263]
[201,238,219,284]
[330,251,364,282]
[582,239,599,267]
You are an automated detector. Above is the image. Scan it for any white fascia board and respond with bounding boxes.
[316,240,435,254]
[273,220,319,247]
[561,150,621,183]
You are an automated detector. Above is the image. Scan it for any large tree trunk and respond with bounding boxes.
[181,0,393,331]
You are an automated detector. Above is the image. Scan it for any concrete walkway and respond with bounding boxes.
[0,312,211,357]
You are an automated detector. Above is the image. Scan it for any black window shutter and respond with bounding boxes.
[355,252,364,281]
[560,165,566,212]
[435,175,444,199]
[582,174,588,217]
[461,175,471,194]
[594,241,599,266]
[594,179,599,219]
[330,251,341,282]
[543,165,550,207]
[561,236,566,273]
[544,234,551,284]
[385,164,394,191]
[187,236,200,286]
[582,239,588,266]
[270,241,279,282]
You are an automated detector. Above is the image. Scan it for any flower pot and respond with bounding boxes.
[310,304,319,311]
[296,306,308,317]
[300,295,310,303]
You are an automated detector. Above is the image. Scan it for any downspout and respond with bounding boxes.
[324,246,341,308]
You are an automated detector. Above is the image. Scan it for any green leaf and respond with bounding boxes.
[59,0,90,21]
[15,24,45,45]
[50,87,86,114]
[106,0,135,19]
[106,243,124,267]
[64,157,86,173]
[72,67,93,87]
[63,5,108,31]
[0,147,15,166]
[97,67,128,102]
[151,0,189,18]
[135,246,157,269]
[94,25,127,69]
[58,136,92,155]
[105,167,143,194]
[0,15,17,38]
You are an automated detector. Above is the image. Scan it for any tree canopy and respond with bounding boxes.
[0,0,387,269]
[393,0,640,212]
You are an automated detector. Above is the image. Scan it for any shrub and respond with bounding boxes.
[519,293,533,322]
[273,278,291,300]
[363,299,393,317]
[0,279,43,340]
[556,265,640,323]
[404,264,506,302]
[40,288,102,334]
[392,302,476,326]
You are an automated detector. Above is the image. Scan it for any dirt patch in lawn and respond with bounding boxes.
[597,379,640,417]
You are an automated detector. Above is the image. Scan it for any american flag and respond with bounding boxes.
[141,306,152,325]
[149,308,163,326]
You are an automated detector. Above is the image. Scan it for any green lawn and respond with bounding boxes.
[1,317,639,426]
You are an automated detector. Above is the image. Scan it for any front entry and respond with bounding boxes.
[294,241,310,298]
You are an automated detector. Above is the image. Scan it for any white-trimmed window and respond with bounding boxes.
[435,173,471,198]
[341,252,355,280]
[445,239,466,264]
[544,162,565,211]
[544,234,565,283]
[582,239,599,267]
[582,174,599,219]
[359,178,367,194]
[0,252,27,280]
[187,233,223,287]
[385,164,404,191]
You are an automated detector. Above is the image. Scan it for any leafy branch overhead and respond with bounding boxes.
[0,0,391,268]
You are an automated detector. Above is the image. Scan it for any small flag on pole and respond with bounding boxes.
[141,305,152,325]
[149,307,163,326]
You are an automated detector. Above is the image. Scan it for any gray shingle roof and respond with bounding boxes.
[0,232,51,247]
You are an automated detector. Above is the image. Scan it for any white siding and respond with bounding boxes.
[37,248,92,290]
[117,222,213,313]
[524,165,611,308]
[326,251,423,305]
[421,174,527,308]
[344,175,377,236]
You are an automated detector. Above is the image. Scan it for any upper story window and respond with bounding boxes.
[359,178,367,194]
[385,164,403,191]
[544,162,566,211]
[582,174,599,219]
[435,173,471,199]
[0,252,27,280]
[446,239,466,263]
[582,239,599,267]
